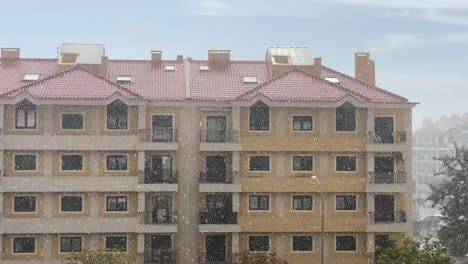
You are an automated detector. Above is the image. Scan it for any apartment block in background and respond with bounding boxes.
[0,45,415,264]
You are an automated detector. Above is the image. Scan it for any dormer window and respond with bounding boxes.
[116,75,132,83]
[107,100,128,130]
[325,77,340,84]
[249,101,269,131]
[243,76,258,84]
[23,74,40,82]
[200,65,210,71]
[164,65,176,71]
[15,100,36,129]
[336,103,356,132]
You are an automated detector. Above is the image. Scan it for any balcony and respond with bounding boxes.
[139,211,177,225]
[138,129,178,151]
[199,171,240,193]
[138,251,176,264]
[367,131,408,152]
[199,253,239,264]
[367,172,407,193]
[199,209,240,233]
[367,211,409,233]
[137,170,178,192]
[199,130,241,152]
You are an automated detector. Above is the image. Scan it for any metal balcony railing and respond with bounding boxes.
[137,251,177,264]
[199,253,240,264]
[368,131,407,144]
[369,211,407,224]
[200,209,238,224]
[139,211,177,225]
[139,128,178,143]
[200,130,239,143]
[368,172,407,184]
[199,171,238,184]
[138,170,178,184]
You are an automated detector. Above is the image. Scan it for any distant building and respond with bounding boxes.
[413,114,468,219]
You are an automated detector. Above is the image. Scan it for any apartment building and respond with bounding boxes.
[413,114,468,219]
[0,45,414,264]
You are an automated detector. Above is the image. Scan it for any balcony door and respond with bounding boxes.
[375,195,394,223]
[206,156,227,183]
[206,116,227,142]
[151,195,173,224]
[205,194,232,223]
[151,235,172,263]
[374,117,394,143]
[150,155,172,183]
[152,115,173,142]
[205,235,226,263]
[374,156,394,184]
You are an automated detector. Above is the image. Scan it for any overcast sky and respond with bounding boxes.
[1,0,467,128]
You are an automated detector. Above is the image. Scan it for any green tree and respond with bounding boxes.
[427,144,468,256]
[239,251,288,264]
[65,249,136,264]
[375,236,455,264]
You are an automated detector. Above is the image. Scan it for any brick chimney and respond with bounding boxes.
[1,48,20,60]
[208,50,230,66]
[355,52,375,86]
[151,50,162,63]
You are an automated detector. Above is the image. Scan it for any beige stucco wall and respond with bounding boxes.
[3,193,44,218]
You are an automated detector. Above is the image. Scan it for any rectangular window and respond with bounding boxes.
[107,101,128,130]
[292,195,313,211]
[60,196,83,212]
[105,236,127,252]
[336,195,357,211]
[106,155,128,171]
[13,196,36,213]
[249,156,270,172]
[106,196,128,212]
[336,156,357,172]
[336,235,357,252]
[249,195,270,211]
[14,154,36,171]
[292,156,313,171]
[336,105,356,132]
[61,114,83,130]
[60,237,82,253]
[248,236,270,252]
[61,155,83,171]
[15,103,36,129]
[292,236,313,252]
[13,237,35,254]
[293,116,313,131]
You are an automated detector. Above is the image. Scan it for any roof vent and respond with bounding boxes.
[242,76,258,83]
[325,77,340,84]
[23,74,40,82]
[116,75,132,83]
[164,65,176,71]
[200,65,210,71]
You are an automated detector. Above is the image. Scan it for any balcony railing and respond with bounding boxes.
[199,253,239,264]
[139,128,178,143]
[138,170,178,184]
[368,172,407,184]
[199,171,238,184]
[200,130,239,143]
[369,211,407,224]
[368,131,407,144]
[139,211,177,225]
[137,251,176,264]
[200,209,238,224]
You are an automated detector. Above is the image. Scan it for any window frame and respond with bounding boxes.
[248,155,271,173]
[60,195,84,213]
[60,112,85,131]
[13,153,38,172]
[335,104,357,133]
[12,236,37,255]
[106,100,129,131]
[292,115,314,132]
[291,194,314,212]
[291,155,314,172]
[335,235,358,253]
[60,154,84,172]
[104,235,128,253]
[105,195,129,212]
[12,195,37,214]
[248,194,271,212]
[15,101,37,130]
[59,236,83,254]
[105,154,129,172]
[291,235,314,253]
[335,155,357,173]
[335,194,358,212]
[248,235,271,253]
[248,101,271,132]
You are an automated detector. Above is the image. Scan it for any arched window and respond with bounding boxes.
[336,103,356,132]
[249,101,270,131]
[107,100,128,130]
[15,100,36,129]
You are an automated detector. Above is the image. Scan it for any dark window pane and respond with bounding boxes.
[249,156,270,171]
[106,155,128,171]
[13,237,35,253]
[293,236,313,251]
[249,101,269,131]
[15,100,36,129]
[60,237,82,253]
[293,116,313,131]
[14,155,36,170]
[336,236,357,251]
[107,100,128,130]
[336,156,357,172]
[105,236,127,252]
[62,114,83,130]
[293,156,313,171]
[336,195,357,211]
[248,236,270,252]
[293,195,313,211]
[61,155,83,171]
[249,195,270,210]
[61,196,83,212]
[152,115,174,142]
[14,196,36,212]
[106,196,128,211]
[336,104,356,132]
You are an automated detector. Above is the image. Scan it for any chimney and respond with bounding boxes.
[208,50,230,66]
[355,52,375,86]
[151,50,162,63]
[177,55,183,61]
[312,57,322,77]
[1,48,20,60]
